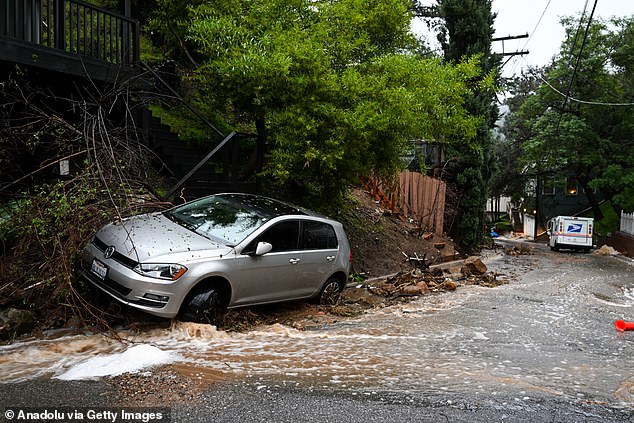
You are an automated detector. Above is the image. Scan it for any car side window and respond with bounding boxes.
[249,220,300,253]
[302,221,338,250]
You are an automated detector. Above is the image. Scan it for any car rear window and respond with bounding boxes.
[302,221,338,250]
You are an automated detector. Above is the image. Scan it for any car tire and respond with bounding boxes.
[317,277,343,306]
[180,285,223,324]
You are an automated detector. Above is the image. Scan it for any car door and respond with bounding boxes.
[232,220,302,306]
[295,220,340,297]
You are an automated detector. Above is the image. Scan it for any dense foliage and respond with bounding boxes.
[147,0,487,211]
[500,16,634,221]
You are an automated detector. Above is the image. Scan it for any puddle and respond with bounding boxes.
[592,287,634,308]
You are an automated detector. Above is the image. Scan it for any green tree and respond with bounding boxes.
[436,0,500,253]
[493,68,545,208]
[149,0,485,211]
[517,16,634,216]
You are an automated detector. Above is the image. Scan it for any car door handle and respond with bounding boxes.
[289,258,301,264]
[326,256,336,262]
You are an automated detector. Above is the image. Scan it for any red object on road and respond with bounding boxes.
[615,320,634,331]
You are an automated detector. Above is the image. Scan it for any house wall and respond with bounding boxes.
[523,213,535,239]
[538,175,604,222]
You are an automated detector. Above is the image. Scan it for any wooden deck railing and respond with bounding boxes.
[1,0,139,64]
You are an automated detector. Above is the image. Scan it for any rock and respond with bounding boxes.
[416,281,430,293]
[342,287,385,305]
[442,279,458,290]
[461,256,487,276]
[400,285,425,296]
[0,308,36,340]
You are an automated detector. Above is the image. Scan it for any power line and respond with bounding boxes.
[521,0,552,52]
[562,0,598,109]
[534,70,634,106]
[506,0,553,76]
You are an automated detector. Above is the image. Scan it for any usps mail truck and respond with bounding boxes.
[547,216,594,252]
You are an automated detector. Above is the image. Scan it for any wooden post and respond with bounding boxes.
[121,0,134,63]
[54,0,65,50]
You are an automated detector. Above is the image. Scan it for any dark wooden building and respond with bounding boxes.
[1,0,261,200]
[1,0,139,83]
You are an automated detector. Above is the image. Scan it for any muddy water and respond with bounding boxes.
[1,247,633,405]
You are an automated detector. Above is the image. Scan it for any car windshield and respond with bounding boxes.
[164,194,307,245]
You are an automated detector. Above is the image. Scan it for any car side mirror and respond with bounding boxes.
[253,242,273,256]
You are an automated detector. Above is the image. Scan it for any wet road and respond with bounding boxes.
[1,240,634,421]
[169,240,634,404]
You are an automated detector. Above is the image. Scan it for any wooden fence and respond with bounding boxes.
[397,171,445,235]
[363,172,446,235]
[622,211,634,236]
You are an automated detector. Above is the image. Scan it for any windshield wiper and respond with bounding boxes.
[164,211,198,231]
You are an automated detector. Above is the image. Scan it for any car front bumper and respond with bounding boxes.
[81,243,187,319]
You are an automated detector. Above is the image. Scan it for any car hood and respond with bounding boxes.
[96,212,229,262]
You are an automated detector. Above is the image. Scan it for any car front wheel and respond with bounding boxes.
[180,285,223,324]
[317,278,343,305]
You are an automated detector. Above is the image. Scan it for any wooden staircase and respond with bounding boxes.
[144,113,259,201]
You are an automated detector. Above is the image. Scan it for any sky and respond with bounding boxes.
[413,0,634,77]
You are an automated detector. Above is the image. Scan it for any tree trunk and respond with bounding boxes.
[254,111,267,191]
[579,178,603,220]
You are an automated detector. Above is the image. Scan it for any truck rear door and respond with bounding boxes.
[562,218,590,246]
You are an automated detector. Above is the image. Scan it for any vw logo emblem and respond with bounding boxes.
[104,246,116,259]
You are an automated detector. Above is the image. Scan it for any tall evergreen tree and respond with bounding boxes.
[436,0,500,253]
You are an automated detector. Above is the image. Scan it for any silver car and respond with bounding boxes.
[81,193,351,322]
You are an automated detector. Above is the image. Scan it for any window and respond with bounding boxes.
[248,221,300,252]
[302,221,338,250]
[542,177,555,195]
[566,177,578,196]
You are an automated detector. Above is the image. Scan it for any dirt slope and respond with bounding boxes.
[343,188,457,278]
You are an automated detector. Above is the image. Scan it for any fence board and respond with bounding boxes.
[622,211,634,236]
[397,171,445,235]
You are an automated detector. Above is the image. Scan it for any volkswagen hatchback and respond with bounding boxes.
[81,193,351,322]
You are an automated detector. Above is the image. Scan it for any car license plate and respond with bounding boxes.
[91,259,108,281]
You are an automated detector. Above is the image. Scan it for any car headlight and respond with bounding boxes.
[134,263,188,281]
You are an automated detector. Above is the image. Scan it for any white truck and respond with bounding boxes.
[547,216,594,252]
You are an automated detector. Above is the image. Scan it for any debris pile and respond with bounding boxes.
[504,244,533,256]
[594,245,620,256]
[345,256,506,304]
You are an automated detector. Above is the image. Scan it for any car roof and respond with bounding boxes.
[201,193,326,219]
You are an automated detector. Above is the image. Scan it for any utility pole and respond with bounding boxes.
[492,33,530,57]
